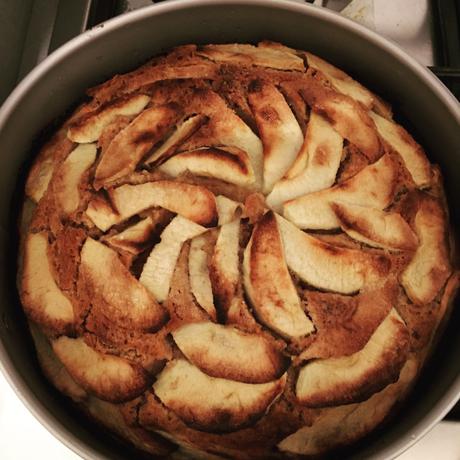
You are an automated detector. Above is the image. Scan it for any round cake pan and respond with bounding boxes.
[0,1,459,459]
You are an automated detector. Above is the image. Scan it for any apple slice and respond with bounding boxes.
[172,322,287,383]
[85,195,119,232]
[296,308,409,407]
[153,359,286,432]
[86,180,217,231]
[283,153,397,230]
[26,154,56,203]
[248,82,304,193]
[370,111,432,187]
[94,104,181,188]
[197,43,304,71]
[300,79,380,161]
[209,219,240,311]
[305,52,392,119]
[188,235,216,320]
[52,336,150,403]
[159,147,256,187]
[215,195,243,225]
[89,61,218,103]
[305,52,374,109]
[332,202,418,251]
[53,143,97,214]
[20,232,74,334]
[67,94,150,143]
[180,90,264,189]
[80,238,167,330]
[279,358,417,455]
[401,197,451,304]
[275,215,389,294]
[104,216,156,255]
[29,323,87,402]
[266,111,343,211]
[140,216,206,303]
[26,128,75,203]
[243,212,314,339]
[144,114,208,166]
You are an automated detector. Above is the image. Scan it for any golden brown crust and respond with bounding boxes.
[18,40,456,459]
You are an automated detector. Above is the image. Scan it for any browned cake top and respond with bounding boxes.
[19,42,458,459]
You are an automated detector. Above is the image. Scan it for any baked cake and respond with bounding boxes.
[18,42,459,459]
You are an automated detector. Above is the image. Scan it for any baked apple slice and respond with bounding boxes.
[296,309,409,407]
[29,323,87,402]
[209,219,240,311]
[153,359,286,432]
[21,232,74,334]
[26,128,75,203]
[275,214,389,293]
[300,80,381,161]
[215,195,243,225]
[86,180,217,231]
[144,114,208,166]
[52,336,150,403]
[159,146,256,187]
[67,94,150,143]
[401,197,451,304]
[140,216,207,303]
[104,216,156,255]
[305,52,374,109]
[266,111,343,211]
[370,111,432,187]
[54,143,97,214]
[332,202,418,251]
[283,153,397,230]
[243,211,314,339]
[188,234,216,320]
[180,89,264,189]
[248,82,304,193]
[94,104,180,188]
[279,358,417,455]
[172,322,287,383]
[197,43,304,71]
[80,238,167,330]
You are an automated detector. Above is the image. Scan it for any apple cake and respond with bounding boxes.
[18,42,459,459]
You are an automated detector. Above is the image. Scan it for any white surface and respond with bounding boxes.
[340,0,434,65]
[1,369,459,459]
